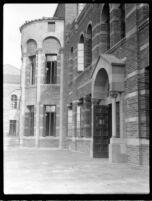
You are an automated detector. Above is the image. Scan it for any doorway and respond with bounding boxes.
[93,104,112,158]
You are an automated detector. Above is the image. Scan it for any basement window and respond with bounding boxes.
[45,54,57,84]
[48,22,55,32]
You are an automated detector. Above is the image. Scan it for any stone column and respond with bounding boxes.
[120,93,124,138]
[19,55,26,145]
[90,98,100,157]
[35,48,42,147]
[59,48,64,149]
[110,91,118,138]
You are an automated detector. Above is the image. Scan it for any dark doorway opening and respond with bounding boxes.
[93,104,112,158]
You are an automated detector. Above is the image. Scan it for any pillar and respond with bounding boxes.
[90,98,101,157]
[19,55,26,145]
[35,48,42,147]
[110,91,118,138]
[120,93,124,138]
[59,48,64,149]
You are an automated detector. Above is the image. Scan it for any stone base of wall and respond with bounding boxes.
[109,138,128,163]
[65,137,91,154]
[22,138,35,147]
[21,138,59,148]
[127,144,149,166]
[39,138,59,148]
[4,137,20,148]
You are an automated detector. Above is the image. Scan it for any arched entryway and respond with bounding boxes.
[91,54,125,158]
[92,68,111,158]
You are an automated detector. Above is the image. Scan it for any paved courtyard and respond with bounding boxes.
[4,147,149,194]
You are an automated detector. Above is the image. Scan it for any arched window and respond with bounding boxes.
[77,34,84,72]
[11,94,17,109]
[26,39,37,85]
[43,37,61,84]
[27,39,37,55]
[119,4,126,39]
[101,4,110,51]
[85,24,92,68]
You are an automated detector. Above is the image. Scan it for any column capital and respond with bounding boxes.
[84,94,91,103]
[91,98,101,105]
[109,91,118,98]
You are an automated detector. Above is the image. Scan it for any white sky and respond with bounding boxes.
[3,3,58,69]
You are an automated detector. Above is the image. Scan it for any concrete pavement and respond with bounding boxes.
[4,147,149,194]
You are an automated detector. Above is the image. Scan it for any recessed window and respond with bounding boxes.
[11,95,17,109]
[76,105,81,137]
[45,54,57,84]
[29,55,36,85]
[68,108,73,137]
[9,120,17,136]
[77,35,84,72]
[28,105,34,136]
[48,22,55,32]
[44,105,56,137]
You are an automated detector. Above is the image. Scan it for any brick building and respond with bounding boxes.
[19,4,149,165]
[54,3,149,166]
[3,64,21,147]
[19,17,64,147]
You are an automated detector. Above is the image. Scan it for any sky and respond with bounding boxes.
[3,3,58,69]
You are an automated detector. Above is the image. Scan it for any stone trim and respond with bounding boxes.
[140,42,149,51]
[127,138,149,145]
[125,117,138,122]
[125,5,136,19]
[78,80,91,89]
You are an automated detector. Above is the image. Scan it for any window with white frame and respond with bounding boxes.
[45,54,57,84]
[76,105,81,137]
[77,35,84,72]
[11,94,17,109]
[68,108,73,136]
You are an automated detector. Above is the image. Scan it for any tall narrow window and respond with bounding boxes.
[28,105,34,136]
[29,55,36,85]
[101,4,110,51]
[85,24,92,68]
[44,105,56,137]
[76,105,81,137]
[9,120,17,136]
[119,4,126,39]
[116,102,120,138]
[45,55,57,84]
[11,95,17,109]
[77,35,84,72]
[68,107,73,136]
[48,22,55,32]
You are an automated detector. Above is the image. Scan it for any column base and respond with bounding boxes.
[109,137,128,163]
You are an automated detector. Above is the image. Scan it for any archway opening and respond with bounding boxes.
[93,68,112,158]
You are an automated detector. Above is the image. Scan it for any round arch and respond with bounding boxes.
[42,36,61,54]
[91,54,125,99]
[26,39,37,55]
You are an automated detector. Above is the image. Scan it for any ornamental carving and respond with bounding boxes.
[109,90,118,98]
